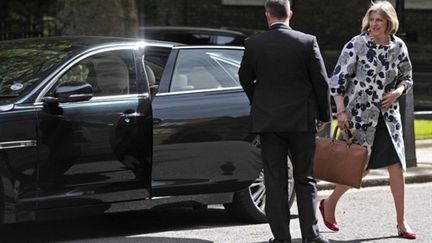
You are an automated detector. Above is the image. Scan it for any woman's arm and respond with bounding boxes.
[333,95,349,129]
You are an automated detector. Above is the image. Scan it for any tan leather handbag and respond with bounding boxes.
[313,126,368,188]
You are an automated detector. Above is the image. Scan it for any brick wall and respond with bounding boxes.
[140,0,431,60]
[141,0,368,46]
[405,9,432,53]
[138,0,432,110]
[141,0,267,30]
[290,0,369,49]
[142,1,373,47]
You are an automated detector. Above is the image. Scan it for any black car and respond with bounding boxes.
[139,26,248,46]
[0,36,296,224]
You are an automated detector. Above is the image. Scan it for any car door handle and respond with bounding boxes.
[153,118,162,125]
[0,140,37,150]
[121,112,145,124]
[122,112,145,118]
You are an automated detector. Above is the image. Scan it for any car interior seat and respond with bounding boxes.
[171,73,194,92]
[145,65,156,88]
[145,64,158,96]
[188,66,221,90]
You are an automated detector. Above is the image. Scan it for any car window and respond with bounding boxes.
[140,28,247,46]
[164,33,211,45]
[53,50,137,98]
[144,47,171,85]
[0,40,72,104]
[170,49,242,92]
[58,63,90,84]
[215,35,238,45]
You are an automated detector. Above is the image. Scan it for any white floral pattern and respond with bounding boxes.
[329,32,413,170]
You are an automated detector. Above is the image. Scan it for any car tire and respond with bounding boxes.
[224,160,295,223]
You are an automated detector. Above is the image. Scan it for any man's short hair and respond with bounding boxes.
[265,0,291,19]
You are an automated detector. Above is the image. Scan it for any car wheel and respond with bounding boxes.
[224,160,295,223]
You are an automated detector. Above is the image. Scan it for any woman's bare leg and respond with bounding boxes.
[388,163,413,233]
[322,184,350,223]
[322,170,369,223]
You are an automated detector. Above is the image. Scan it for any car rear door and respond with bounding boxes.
[150,47,262,196]
[34,48,152,210]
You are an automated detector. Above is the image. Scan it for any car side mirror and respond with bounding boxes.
[43,82,93,104]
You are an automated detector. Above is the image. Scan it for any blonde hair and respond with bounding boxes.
[361,1,399,35]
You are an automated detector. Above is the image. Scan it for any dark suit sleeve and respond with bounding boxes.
[238,40,256,103]
[308,37,331,122]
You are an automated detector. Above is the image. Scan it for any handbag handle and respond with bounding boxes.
[332,125,354,145]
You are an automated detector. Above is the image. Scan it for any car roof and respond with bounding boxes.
[0,36,245,55]
[0,36,246,55]
[140,26,247,37]
[0,36,181,50]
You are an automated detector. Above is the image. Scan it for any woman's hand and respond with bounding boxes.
[336,111,349,129]
[382,87,404,109]
[333,95,349,129]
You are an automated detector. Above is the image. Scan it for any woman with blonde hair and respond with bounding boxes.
[320,0,416,239]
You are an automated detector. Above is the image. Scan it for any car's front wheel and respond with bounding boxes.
[224,161,295,223]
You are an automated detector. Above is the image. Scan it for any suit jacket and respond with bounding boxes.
[239,24,331,133]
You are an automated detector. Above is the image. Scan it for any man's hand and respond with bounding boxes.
[317,121,329,133]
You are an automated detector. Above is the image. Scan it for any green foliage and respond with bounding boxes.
[8,0,56,21]
[331,119,432,140]
[415,119,432,139]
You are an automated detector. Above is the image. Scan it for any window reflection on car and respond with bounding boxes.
[0,40,71,103]
[49,50,138,99]
[169,49,242,92]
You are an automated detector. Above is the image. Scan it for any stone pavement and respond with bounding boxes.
[317,139,432,190]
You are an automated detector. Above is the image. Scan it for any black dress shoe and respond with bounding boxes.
[269,238,291,243]
[302,235,329,243]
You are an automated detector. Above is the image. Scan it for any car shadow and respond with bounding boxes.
[0,206,269,242]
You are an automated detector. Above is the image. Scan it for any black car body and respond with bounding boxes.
[0,36,296,224]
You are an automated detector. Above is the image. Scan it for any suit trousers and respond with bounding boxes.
[260,132,320,240]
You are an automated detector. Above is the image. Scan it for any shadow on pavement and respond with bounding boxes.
[0,207,242,242]
[327,235,400,242]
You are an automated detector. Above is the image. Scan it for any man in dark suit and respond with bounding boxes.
[238,1,331,243]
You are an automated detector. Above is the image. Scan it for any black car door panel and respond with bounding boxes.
[151,48,261,196]
[34,49,152,209]
[0,105,39,214]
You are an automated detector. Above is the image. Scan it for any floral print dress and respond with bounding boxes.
[329,32,413,170]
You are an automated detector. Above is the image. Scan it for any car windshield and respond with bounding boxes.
[0,39,75,104]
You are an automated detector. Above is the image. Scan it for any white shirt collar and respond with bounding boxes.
[271,22,289,27]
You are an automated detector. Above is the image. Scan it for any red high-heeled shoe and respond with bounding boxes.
[397,226,416,239]
[319,199,340,232]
